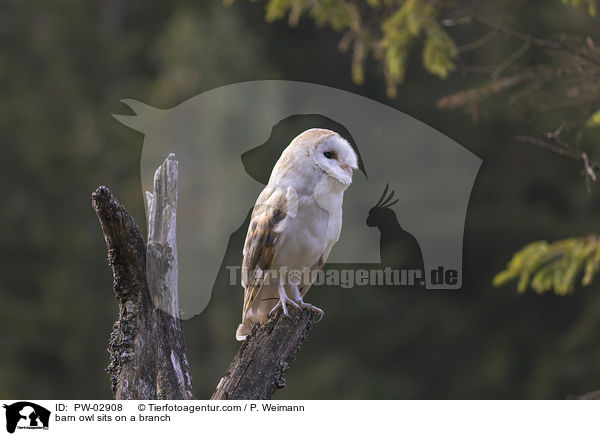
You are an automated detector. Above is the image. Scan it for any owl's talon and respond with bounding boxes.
[269,296,300,319]
[269,301,281,318]
[299,301,324,322]
[283,297,299,318]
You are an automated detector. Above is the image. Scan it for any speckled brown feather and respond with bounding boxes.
[241,188,288,320]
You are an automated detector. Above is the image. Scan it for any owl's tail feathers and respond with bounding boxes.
[236,307,270,340]
[235,322,251,341]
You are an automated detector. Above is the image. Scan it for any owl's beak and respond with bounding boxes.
[341,164,353,178]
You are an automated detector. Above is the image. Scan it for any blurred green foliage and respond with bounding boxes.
[229,0,457,96]
[2,0,600,400]
[494,237,600,295]
[562,0,598,16]
[587,110,600,128]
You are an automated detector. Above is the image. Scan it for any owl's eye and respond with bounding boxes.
[323,151,333,159]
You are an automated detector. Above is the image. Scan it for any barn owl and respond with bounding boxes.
[236,128,358,340]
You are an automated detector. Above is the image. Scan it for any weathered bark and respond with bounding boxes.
[212,306,317,400]
[94,153,317,400]
[92,153,194,399]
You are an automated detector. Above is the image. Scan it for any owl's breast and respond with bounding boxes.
[271,197,324,268]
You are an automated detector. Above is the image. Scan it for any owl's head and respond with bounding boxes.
[300,128,358,186]
[273,128,358,188]
[312,130,358,186]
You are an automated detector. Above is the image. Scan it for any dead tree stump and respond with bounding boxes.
[93,153,318,400]
[93,154,194,399]
[212,307,317,400]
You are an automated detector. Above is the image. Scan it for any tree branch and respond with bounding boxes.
[515,134,599,189]
[470,15,600,65]
[212,307,318,400]
[92,154,194,400]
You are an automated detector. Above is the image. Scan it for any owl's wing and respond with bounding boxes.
[241,186,294,321]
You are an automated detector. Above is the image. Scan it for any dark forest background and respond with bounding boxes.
[2,0,600,399]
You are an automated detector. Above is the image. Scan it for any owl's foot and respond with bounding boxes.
[297,299,324,322]
[269,295,300,319]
